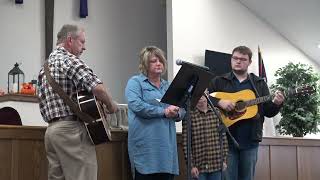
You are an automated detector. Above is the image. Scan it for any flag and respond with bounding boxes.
[258,46,267,82]
[80,0,88,18]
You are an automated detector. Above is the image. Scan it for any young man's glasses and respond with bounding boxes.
[231,56,249,62]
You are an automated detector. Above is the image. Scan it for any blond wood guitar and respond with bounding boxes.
[210,86,315,127]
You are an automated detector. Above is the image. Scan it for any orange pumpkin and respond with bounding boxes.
[20,83,36,95]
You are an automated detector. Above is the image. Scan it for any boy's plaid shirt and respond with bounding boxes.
[182,106,228,173]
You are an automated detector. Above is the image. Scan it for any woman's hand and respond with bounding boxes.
[164,105,179,118]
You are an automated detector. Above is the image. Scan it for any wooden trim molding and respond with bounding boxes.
[0,125,45,140]
[261,136,320,147]
[0,94,39,103]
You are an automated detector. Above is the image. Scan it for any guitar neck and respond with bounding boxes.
[245,95,272,106]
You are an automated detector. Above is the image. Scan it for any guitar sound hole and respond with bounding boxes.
[235,101,246,112]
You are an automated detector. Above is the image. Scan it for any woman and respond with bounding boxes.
[125,46,180,180]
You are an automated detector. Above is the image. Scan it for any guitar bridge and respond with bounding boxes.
[226,110,247,120]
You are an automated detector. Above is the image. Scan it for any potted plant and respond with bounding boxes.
[271,62,320,137]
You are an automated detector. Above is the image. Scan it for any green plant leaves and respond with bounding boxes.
[272,62,320,137]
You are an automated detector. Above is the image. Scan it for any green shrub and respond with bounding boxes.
[271,62,320,137]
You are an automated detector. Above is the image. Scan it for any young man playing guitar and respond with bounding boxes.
[38,24,117,180]
[209,46,285,180]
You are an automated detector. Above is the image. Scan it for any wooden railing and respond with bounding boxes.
[0,125,47,180]
[255,137,320,180]
[1,125,320,180]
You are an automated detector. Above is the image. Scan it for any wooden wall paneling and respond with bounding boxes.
[38,139,48,180]
[96,142,127,180]
[255,145,270,180]
[123,141,133,180]
[16,140,47,180]
[0,140,12,180]
[270,146,297,180]
[3,127,320,180]
[0,126,47,180]
[11,140,19,180]
[176,143,187,180]
[297,146,320,180]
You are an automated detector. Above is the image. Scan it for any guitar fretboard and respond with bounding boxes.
[243,85,313,107]
[245,95,272,106]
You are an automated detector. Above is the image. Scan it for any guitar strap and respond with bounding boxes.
[43,61,95,124]
[248,73,262,119]
[248,73,260,97]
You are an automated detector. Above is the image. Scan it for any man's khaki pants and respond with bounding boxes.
[45,119,97,180]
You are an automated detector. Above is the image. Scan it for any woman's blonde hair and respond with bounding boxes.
[138,46,167,76]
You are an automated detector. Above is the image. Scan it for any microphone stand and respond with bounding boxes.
[203,93,239,180]
[181,75,198,180]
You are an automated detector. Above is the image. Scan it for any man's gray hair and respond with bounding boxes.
[56,24,82,45]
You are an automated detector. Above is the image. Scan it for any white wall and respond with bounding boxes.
[53,0,167,103]
[0,0,45,92]
[166,0,320,134]
[0,0,167,104]
[0,0,166,125]
[167,0,319,81]
[0,101,46,126]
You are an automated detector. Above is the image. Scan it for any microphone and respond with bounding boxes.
[176,59,210,71]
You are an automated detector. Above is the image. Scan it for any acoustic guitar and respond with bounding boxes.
[77,90,112,145]
[210,85,315,127]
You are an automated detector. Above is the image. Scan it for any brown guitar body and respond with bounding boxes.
[210,89,258,127]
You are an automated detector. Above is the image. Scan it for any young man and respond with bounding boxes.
[38,24,117,180]
[209,46,284,180]
[182,91,228,180]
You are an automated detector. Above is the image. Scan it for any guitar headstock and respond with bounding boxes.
[286,85,316,97]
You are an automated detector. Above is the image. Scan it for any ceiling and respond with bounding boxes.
[239,0,320,66]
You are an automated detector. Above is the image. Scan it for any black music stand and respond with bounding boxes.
[161,63,214,180]
[161,64,214,109]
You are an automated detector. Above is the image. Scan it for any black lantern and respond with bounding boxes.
[8,63,25,93]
